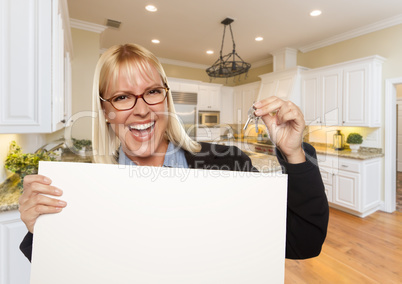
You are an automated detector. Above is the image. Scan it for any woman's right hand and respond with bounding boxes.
[18,174,67,233]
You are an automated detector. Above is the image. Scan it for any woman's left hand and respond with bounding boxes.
[254,96,306,164]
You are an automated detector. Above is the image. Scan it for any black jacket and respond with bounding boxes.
[20,142,328,261]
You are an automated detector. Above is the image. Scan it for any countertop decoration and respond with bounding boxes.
[5,141,55,190]
[71,138,92,152]
[346,133,363,153]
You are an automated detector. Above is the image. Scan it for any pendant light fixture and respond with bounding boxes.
[206,18,251,80]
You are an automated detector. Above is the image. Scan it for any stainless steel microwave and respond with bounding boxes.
[198,111,220,127]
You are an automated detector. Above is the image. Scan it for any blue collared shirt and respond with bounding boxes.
[118,142,189,168]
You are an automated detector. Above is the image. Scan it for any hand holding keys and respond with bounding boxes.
[243,105,260,133]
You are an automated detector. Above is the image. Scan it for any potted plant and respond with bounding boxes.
[4,141,55,190]
[346,133,363,153]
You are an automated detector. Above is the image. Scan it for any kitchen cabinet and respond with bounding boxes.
[233,82,260,125]
[167,78,199,93]
[301,68,342,126]
[0,0,73,134]
[301,56,385,127]
[196,127,221,142]
[258,67,307,108]
[317,154,382,217]
[219,86,234,124]
[198,84,222,111]
[0,211,31,284]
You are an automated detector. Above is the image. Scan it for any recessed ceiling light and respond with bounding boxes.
[145,5,157,12]
[151,39,160,44]
[255,37,263,41]
[206,50,214,54]
[310,10,322,16]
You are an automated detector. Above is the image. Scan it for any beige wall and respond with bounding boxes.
[298,24,402,80]
[397,84,402,98]
[69,28,101,140]
[163,61,272,86]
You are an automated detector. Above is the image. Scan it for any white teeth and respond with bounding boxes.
[129,121,155,131]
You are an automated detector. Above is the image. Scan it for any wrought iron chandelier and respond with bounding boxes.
[206,18,251,80]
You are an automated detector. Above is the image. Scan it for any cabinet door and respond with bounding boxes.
[319,166,333,202]
[0,212,31,284]
[257,80,276,101]
[334,171,360,211]
[241,87,259,125]
[0,0,70,133]
[301,74,321,125]
[197,87,210,110]
[276,76,295,100]
[220,87,234,124]
[0,0,52,133]
[233,89,243,124]
[321,69,342,126]
[342,64,369,126]
[209,87,221,110]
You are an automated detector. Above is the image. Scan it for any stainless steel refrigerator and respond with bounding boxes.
[172,92,197,139]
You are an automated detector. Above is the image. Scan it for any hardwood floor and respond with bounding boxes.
[397,172,402,212]
[285,208,402,283]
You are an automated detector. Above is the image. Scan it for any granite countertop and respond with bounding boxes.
[216,138,384,160]
[0,173,21,212]
[0,141,382,213]
[247,153,282,173]
[310,143,384,160]
[0,151,92,213]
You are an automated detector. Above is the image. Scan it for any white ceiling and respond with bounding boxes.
[67,0,402,68]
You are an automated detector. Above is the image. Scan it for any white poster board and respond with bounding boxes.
[31,161,288,284]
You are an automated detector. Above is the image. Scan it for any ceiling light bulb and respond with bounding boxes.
[151,39,160,44]
[310,10,322,16]
[145,5,157,12]
[206,50,214,54]
[255,37,263,41]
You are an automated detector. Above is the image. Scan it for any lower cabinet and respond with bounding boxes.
[317,154,382,217]
[0,211,31,284]
[196,127,221,142]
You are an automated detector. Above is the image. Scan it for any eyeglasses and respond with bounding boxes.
[99,86,169,111]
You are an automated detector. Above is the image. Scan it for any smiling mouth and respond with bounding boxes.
[128,121,155,137]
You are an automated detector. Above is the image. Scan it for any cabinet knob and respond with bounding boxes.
[61,119,66,123]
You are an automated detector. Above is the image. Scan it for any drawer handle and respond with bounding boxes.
[341,165,349,168]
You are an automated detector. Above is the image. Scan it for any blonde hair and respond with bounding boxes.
[92,44,201,164]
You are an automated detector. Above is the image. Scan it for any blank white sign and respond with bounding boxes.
[31,161,288,284]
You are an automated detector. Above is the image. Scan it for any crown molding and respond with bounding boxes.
[299,13,402,53]
[251,57,273,68]
[70,18,108,34]
[158,57,272,70]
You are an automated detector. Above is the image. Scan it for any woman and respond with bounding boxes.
[19,44,329,261]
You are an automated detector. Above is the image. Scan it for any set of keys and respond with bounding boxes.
[243,105,260,133]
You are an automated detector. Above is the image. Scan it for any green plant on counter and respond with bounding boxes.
[346,133,363,144]
[72,138,92,151]
[4,141,55,190]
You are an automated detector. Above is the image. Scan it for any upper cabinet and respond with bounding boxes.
[301,56,385,127]
[167,78,199,93]
[258,67,308,108]
[301,68,343,126]
[233,82,260,125]
[198,83,222,111]
[0,0,73,134]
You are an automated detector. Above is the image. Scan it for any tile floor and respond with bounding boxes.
[397,172,402,212]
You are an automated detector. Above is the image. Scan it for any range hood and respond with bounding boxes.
[257,47,308,108]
